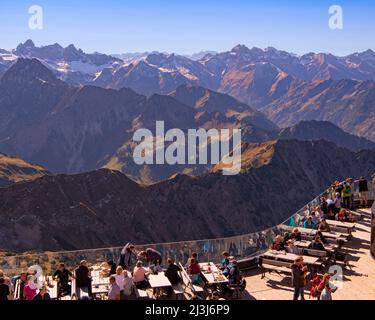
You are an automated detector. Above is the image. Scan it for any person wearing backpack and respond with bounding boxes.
[341,183,351,209]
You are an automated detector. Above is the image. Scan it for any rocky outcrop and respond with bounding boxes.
[0,153,48,187]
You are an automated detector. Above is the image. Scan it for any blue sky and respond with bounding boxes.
[0,0,374,55]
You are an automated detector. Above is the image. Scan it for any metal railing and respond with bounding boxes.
[1,181,374,276]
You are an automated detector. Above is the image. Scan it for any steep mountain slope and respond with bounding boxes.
[1,139,374,252]
[0,154,48,187]
[279,120,375,151]
[263,79,375,142]
[169,85,278,131]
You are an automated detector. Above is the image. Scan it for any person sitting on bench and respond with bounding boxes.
[133,261,149,289]
[308,235,326,251]
[272,235,285,251]
[318,219,331,232]
[291,228,302,241]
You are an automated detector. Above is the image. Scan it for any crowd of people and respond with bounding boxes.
[271,175,374,300]
[0,243,246,301]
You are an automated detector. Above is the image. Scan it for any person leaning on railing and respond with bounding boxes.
[358,176,369,208]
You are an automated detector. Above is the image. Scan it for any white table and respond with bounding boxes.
[148,272,171,288]
[199,263,228,285]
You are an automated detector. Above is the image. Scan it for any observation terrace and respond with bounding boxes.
[1,182,374,300]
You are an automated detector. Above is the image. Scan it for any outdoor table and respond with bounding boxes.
[327,220,355,229]
[199,262,228,285]
[148,271,172,298]
[294,240,337,253]
[262,250,320,265]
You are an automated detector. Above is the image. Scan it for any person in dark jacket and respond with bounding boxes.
[165,258,182,285]
[358,176,369,207]
[75,260,92,298]
[138,248,162,266]
[308,235,326,251]
[53,263,73,297]
[320,197,328,217]
[0,277,10,301]
[107,260,117,276]
[118,243,137,270]
[291,257,307,300]
[32,286,51,300]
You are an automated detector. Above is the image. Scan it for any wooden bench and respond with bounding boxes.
[237,257,259,271]
[302,249,330,267]
[260,258,292,279]
[172,283,185,300]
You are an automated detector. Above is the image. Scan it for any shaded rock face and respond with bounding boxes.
[0,153,48,187]
[1,140,374,252]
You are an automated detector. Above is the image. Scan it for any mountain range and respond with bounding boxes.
[1,41,375,253]
[1,58,374,184]
[1,41,375,142]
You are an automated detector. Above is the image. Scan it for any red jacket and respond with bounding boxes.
[188,263,201,275]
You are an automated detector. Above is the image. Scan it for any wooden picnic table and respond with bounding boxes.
[148,271,172,299]
[262,250,320,265]
[294,240,338,253]
[199,263,228,285]
[327,220,356,234]
[295,226,348,240]
[327,220,356,229]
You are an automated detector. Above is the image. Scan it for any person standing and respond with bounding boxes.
[53,263,73,297]
[118,243,137,270]
[341,182,351,209]
[23,275,37,300]
[291,257,307,300]
[107,276,121,300]
[358,176,369,207]
[75,260,92,298]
